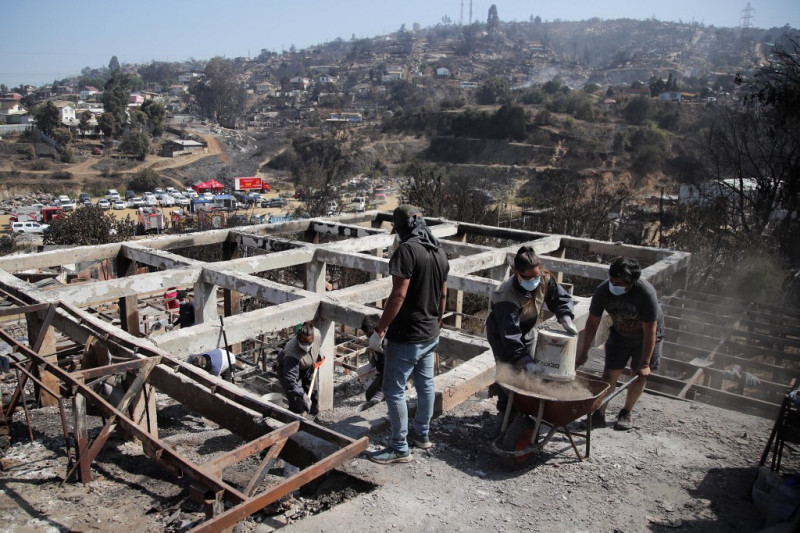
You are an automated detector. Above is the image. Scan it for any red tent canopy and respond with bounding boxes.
[192,181,209,192]
[205,179,224,191]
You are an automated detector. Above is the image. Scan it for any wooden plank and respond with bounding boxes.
[244,437,288,497]
[71,357,161,381]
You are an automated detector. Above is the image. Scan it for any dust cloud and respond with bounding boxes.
[495,363,594,401]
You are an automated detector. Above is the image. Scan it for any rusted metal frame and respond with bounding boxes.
[63,360,157,482]
[663,340,795,384]
[244,437,289,497]
[664,314,730,337]
[661,303,734,326]
[721,337,800,364]
[189,436,369,533]
[728,328,800,351]
[12,366,35,444]
[659,355,788,397]
[202,421,301,476]
[678,315,742,399]
[4,357,31,419]
[9,355,74,465]
[661,295,737,315]
[159,358,358,448]
[71,356,162,382]
[0,302,51,317]
[0,330,249,500]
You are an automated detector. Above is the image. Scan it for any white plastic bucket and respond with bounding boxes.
[532,328,577,382]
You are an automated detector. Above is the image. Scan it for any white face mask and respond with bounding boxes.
[608,282,627,296]
[298,342,312,353]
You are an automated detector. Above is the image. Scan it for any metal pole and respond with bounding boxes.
[219,315,236,383]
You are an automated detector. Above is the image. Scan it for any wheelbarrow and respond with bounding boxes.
[491,375,639,467]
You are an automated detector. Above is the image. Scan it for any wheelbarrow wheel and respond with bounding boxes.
[499,414,537,469]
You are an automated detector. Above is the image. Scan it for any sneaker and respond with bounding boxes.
[614,409,633,431]
[368,447,413,464]
[579,410,606,430]
[408,428,433,449]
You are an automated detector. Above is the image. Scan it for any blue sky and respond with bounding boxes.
[2,0,798,88]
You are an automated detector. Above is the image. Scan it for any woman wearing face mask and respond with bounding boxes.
[277,322,321,415]
[486,246,576,421]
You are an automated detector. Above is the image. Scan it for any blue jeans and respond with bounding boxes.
[383,337,438,453]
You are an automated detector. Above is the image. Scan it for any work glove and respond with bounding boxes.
[369,331,384,353]
[559,316,578,336]
[303,394,312,413]
[524,361,545,376]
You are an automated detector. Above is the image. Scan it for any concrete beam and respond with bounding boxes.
[454,222,554,242]
[315,249,389,275]
[311,221,385,239]
[559,236,673,263]
[447,273,501,298]
[121,243,203,270]
[200,266,315,304]
[46,268,201,307]
[155,299,321,356]
[220,247,315,275]
[0,243,122,272]
[327,278,393,305]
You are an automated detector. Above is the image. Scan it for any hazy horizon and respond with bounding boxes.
[2,0,798,88]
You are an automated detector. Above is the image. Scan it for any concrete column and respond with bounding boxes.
[118,295,140,337]
[194,281,217,325]
[26,310,58,407]
[306,259,334,410]
[487,264,509,314]
[446,233,467,329]
[317,319,335,411]
[223,289,242,356]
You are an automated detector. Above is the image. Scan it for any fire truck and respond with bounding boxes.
[137,207,165,234]
[10,205,63,224]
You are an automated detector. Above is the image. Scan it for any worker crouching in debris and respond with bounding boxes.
[576,257,664,431]
[277,322,322,416]
[187,348,233,380]
[486,246,576,431]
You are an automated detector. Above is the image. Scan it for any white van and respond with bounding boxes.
[12,221,49,234]
[143,192,158,207]
[105,189,121,201]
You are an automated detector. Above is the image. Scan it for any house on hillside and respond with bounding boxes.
[0,100,29,124]
[80,86,99,100]
[382,66,404,83]
[161,139,207,158]
[622,87,651,97]
[178,73,202,84]
[255,81,275,94]
[435,67,451,77]
[290,77,311,90]
[53,101,77,126]
[317,75,338,86]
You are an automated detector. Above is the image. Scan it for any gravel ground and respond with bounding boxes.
[0,367,777,532]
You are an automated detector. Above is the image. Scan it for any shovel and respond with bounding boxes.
[597,374,641,412]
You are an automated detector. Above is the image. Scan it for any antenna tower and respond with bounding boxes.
[460,0,464,26]
[739,2,754,35]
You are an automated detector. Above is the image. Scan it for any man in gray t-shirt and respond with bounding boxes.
[577,257,664,431]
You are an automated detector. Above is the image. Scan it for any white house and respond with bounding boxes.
[290,76,311,90]
[317,75,338,85]
[0,100,28,123]
[79,86,99,100]
[255,81,274,95]
[178,73,201,83]
[435,67,451,77]
[382,66,404,83]
[53,102,77,126]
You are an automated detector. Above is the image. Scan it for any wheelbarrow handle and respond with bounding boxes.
[597,375,641,411]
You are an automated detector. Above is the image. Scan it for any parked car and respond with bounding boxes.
[183,188,198,199]
[143,193,158,207]
[112,200,126,210]
[158,194,175,207]
[56,195,77,212]
[250,214,268,224]
[92,146,102,156]
[96,198,111,209]
[125,190,136,200]
[105,189,121,201]
[350,196,366,212]
[261,197,287,208]
[173,194,190,207]
[11,221,49,234]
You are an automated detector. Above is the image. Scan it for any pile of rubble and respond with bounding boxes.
[0,193,58,214]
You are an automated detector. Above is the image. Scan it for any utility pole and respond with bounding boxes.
[460,0,463,26]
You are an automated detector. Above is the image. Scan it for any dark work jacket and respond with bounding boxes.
[277,332,321,413]
[486,274,574,366]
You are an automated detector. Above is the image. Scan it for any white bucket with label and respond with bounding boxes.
[532,328,577,382]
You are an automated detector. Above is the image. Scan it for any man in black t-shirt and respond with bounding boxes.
[369,205,449,464]
[576,257,664,431]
